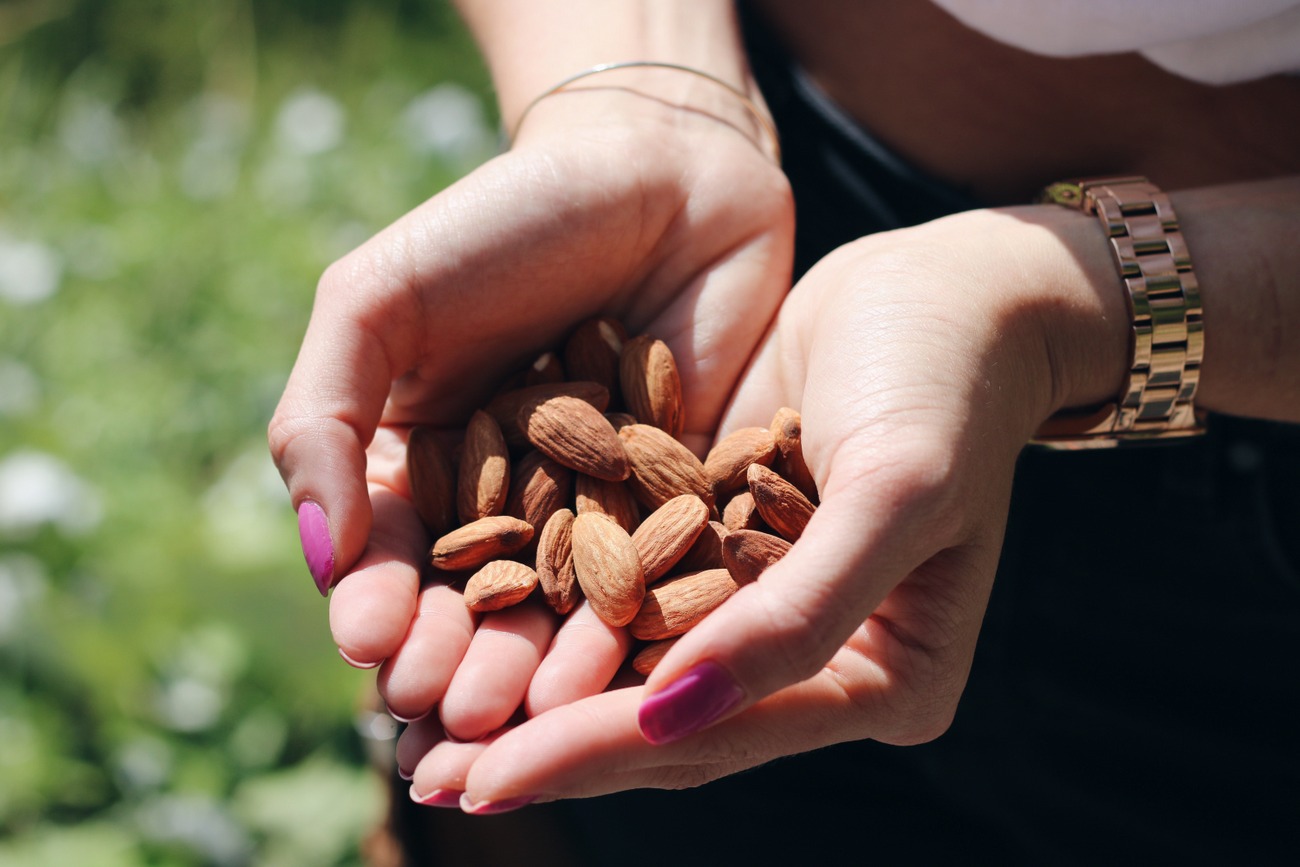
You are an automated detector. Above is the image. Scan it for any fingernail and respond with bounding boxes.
[337,648,380,670]
[459,794,537,815]
[410,785,463,808]
[397,766,414,781]
[638,660,744,746]
[386,706,431,724]
[297,500,335,596]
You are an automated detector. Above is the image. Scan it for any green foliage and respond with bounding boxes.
[0,1,492,862]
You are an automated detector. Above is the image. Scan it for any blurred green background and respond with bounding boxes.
[0,1,493,863]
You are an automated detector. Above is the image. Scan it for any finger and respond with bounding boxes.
[395,715,447,781]
[378,580,478,722]
[461,646,882,805]
[328,484,427,665]
[408,729,504,809]
[524,600,633,718]
[438,600,557,742]
[635,439,997,746]
[269,253,420,596]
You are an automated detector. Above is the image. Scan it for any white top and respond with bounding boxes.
[929,0,1300,83]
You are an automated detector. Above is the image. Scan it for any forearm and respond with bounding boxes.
[452,0,757,132]
[1173,176,1300,423]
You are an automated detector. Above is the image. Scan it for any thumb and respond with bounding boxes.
[268,264,406,596]
[636,446,968,745]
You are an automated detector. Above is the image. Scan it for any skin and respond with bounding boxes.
[270,0,1300,812]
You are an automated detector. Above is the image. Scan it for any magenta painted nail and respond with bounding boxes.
[410,786,463,808]
[297,500,335,596]
[459,794,537,815]
[638,660,744,746]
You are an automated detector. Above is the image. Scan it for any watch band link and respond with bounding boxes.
[1032,177,1206,449]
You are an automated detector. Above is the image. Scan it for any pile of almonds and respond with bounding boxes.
[406,318,818,675]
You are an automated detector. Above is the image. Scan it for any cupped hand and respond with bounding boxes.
[403,205,1131,805]
[267,90,793,683]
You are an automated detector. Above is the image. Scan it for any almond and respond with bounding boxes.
[629,568,739,641]
[604,411,638,431]
[464,560,539,612]
[618,423,714,511]
[770,406,818,503]
[430,515,534,572]
[722,528,791,585]
[457,410,510,524]
[519,394,630,482]
[747,463,816,542]
[574,474,641,534]
[722,490,764,532]
[504,451,573,532]
[631,494,710,583]
[407,426,457,536]
[705,426,777,496]
[563,317,626,396]
[675,520,728,572]
[631,636,679,676]
[620,335,684,437]
[485,381,610,450]
[536,508,579,615]
[524,350,566,386]
[571,512,645,627]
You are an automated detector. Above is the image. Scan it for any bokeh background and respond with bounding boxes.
[1,1,493,863]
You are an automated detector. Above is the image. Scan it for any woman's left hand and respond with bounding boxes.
[401,204,1133,808]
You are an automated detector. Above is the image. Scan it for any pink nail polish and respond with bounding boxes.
[337,648,380,670]
[459,794,537,815]
[410,785,463,808]
[637,660,744,745]
[297,501,335,596]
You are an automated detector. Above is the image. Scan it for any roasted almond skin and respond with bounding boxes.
[563,317,626,396]
[464,560,539,612]
[632,494,710,583]
[575,474,641,534]
[618,423,714,511]
[520,394,630,482]
[631,636,679,676]
[705,427,776,496]
[770,406,818,503]
[747,463,816,542]
[430,515,534,572]
[407,426,457,537]
[458,409,510,524]
[629,568,739,641]
[620,335,684,437]
[722,490,764,533]
[536,508,579,615]
[504,451,574,532]
[722,529,791,585]
[674,519,728,572]
[571,512,646,627]
[485,381,610,450]
[524,350,566,386]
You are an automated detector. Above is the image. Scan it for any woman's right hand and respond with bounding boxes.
[267,85,794,706]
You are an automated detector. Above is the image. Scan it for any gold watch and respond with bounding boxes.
[1031,176,1206,450]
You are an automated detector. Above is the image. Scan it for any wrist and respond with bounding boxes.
[511,63,778,163]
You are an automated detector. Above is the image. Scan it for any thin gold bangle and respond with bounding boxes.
[509,60,781,164]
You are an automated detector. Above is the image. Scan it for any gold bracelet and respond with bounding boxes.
[1031,176,1206,449]
[509,60,781,164]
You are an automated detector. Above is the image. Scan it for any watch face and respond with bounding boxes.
[1039,180,1085,207]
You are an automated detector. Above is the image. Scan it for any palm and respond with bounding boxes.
[313,119,793,722]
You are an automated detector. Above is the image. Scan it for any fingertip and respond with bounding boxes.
[636,660,745,746]
[297,500,335,596]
